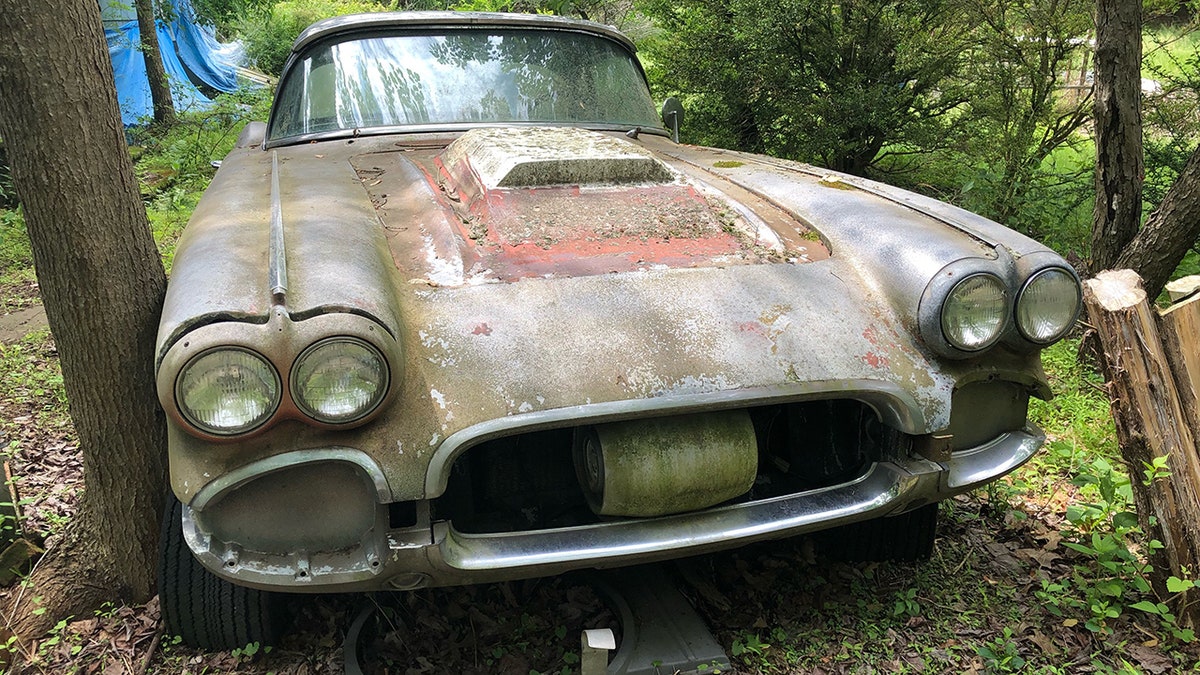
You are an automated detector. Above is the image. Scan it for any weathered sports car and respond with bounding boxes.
[154,11,1083,649]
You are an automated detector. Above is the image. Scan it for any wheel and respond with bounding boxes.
[158,495,285,650]
[819,503,939,562]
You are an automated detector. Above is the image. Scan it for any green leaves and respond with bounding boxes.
[639,0,973,175]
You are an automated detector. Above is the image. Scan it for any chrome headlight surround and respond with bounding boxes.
[1015,267,1082,345]
[941,273,1010,352]
[291,337,390,425]
[919,257,1016,359]
[175,347,282,436]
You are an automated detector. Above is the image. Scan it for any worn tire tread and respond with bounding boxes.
[158,496,284,650]
[820,504,939,563]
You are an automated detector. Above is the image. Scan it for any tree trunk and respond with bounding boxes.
[135,0,176,126]
[1115,146,1200,300]
[1084,270,1200,624]
[1090,0,1143,273]
[0,0,167,655]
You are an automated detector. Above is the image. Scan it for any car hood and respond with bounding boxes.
[159,127,1050,501]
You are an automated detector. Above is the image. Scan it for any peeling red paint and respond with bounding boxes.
[738,321,768,337]
[861,352,890,369]
[472,323,492,336]
[363,147,821,285]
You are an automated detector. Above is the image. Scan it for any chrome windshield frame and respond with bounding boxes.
[266,14,668,148]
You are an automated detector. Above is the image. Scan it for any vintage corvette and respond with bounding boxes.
[154,11,1083,648]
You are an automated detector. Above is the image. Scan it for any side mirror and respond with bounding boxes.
[660,97,684,143]
[235,121,267,149]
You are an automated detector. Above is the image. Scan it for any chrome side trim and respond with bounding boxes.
[268,151,288,303]
[189,447,394,510]
[424,380,930,495]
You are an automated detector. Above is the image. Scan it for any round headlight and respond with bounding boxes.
[292,338,389,424]
[1016,268,1081,344]
[941,273,1009,352]
[177,348,281,435]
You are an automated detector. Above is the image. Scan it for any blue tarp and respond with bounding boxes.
[103,0,243,125]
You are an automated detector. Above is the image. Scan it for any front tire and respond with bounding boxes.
[819,503,939,562]
[158,495,285,650]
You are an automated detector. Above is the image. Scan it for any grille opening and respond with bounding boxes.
[389,500,418,528]
[433,400,902,535]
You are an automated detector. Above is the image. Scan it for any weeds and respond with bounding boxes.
[0,329,68,425]
[130,87,271,270]
[977,627,1026,672]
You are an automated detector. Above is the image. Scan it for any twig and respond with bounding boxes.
[135,622,164,675]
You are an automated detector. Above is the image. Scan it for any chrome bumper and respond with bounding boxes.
[183,425,1043,592]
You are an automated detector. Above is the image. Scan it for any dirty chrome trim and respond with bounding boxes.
[293,11,639,56]
[435,425,1042,573]
[944,427,1044,490]
[268,151,288,303]
[189,447,393,510]
[184,426,1041,590]
[424,380,930,496]
[442,463,912,571]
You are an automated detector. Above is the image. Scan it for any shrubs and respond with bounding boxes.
[237,0,384,76]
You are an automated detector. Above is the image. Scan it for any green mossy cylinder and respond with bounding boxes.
[579,410,758,517]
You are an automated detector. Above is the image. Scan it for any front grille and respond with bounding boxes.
[432,399,906,534]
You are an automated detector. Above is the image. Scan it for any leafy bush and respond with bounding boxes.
[191,0,271,38]
[237,0,384,76]
[0,138,15,210]
[131,87,272,269]
[0,209,32,277]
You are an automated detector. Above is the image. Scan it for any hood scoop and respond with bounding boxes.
[440,126,677,190]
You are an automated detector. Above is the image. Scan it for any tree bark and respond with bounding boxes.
[135,0,176,126]
[0,0,167,655]
[1114,146,1200,300]
[1084,270,1200,624]
[1090,0,1143,273]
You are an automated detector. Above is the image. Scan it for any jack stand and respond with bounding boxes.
[582,628,618,675]
[590,564,731,675]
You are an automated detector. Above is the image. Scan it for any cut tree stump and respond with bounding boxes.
[1084,269,1200,623]
[1159,292,1200,447]
[1,461,21,547]
[1165,275,1200,303]
[0,538,43,587]
[0,461,39,586]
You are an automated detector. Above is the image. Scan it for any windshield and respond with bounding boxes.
[268,29,661,142]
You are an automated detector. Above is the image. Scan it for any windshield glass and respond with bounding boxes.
[269,29,661,141]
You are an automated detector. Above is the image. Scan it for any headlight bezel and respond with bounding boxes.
[940,272,1011,353]
[159,312,400,441]
[290,336,391,425]
[1014,266,1083,345]
[174,346,283,437]
[918,258,1017,359]
[920,254,1081,358]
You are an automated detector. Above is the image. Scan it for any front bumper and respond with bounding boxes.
[182,425,1042,592]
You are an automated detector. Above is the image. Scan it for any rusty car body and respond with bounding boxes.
[154,12,1083,648]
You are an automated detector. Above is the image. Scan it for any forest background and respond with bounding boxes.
[2,0,1200,672]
